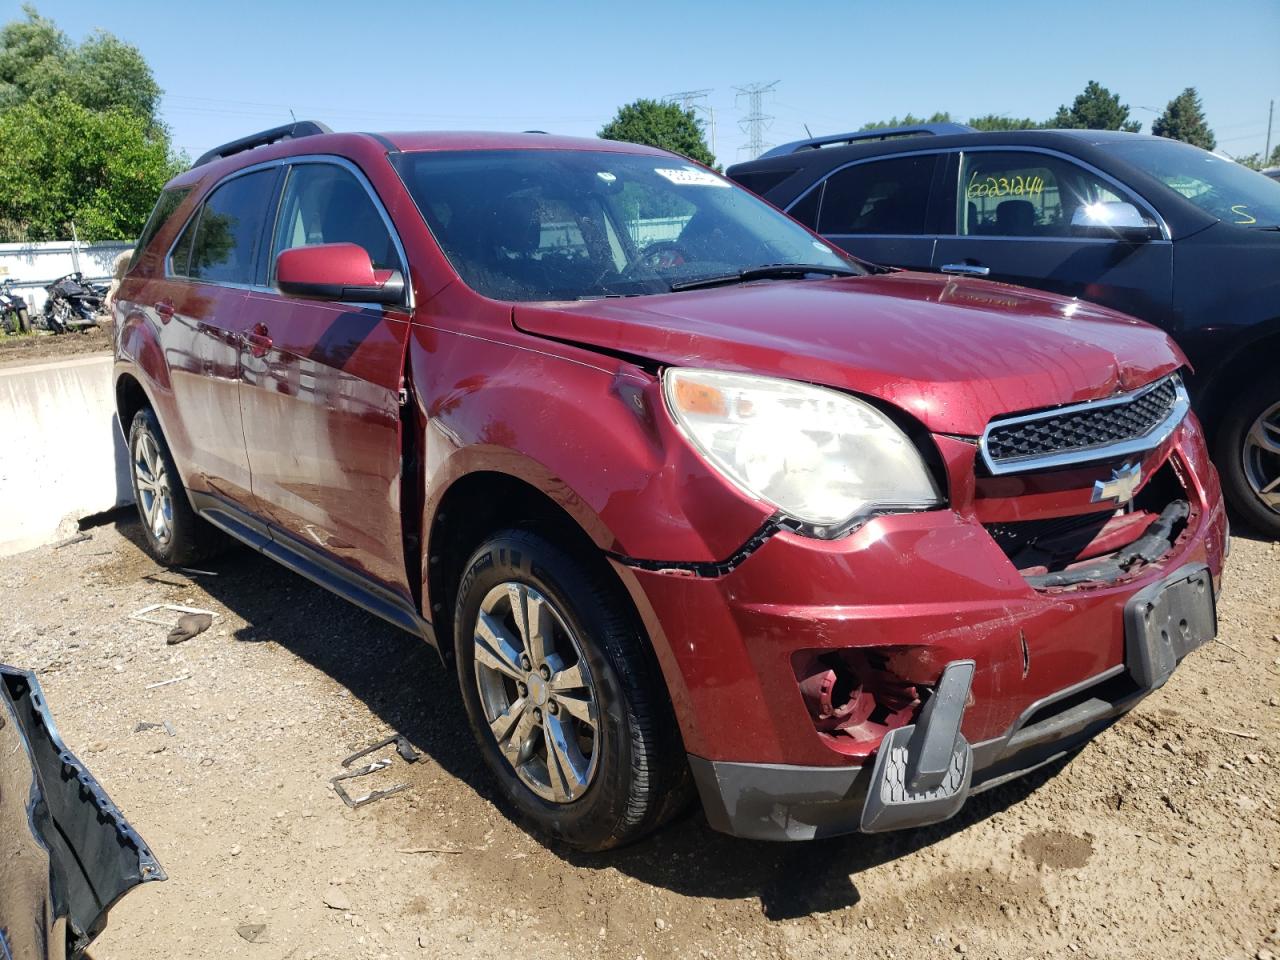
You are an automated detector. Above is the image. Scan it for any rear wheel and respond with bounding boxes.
[1217,380,1280,538]
[454,529,690,850]
[16,307,29,334]
[128,408,222,565]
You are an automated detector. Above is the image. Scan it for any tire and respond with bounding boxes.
[16,308,29,334]
[454,529,691,851]
[127,408,223,565]
[1215,378,1280,538]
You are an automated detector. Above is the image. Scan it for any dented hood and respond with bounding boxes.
[513,271,1185,436]
[1,664,165,959]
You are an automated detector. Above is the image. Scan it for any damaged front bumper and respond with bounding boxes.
[0,665,165,959]
[689,562,1217,840]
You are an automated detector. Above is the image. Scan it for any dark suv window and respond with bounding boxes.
[958,151,1136,238]
[816,155,938,235]
[175,170,278,284]
[272,163,399,274]
[133,187,190,266]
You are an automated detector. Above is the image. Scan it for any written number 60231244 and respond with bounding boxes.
[965,172,1046,200]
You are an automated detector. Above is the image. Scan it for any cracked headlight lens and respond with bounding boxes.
[664,368,942,530]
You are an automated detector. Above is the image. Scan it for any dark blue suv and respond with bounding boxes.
[729,125,1280,536]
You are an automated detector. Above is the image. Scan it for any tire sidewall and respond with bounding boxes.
[454,534,635,849]
[1217,381,1280,537]
[128,409,189,564]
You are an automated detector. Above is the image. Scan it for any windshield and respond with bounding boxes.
[1098,138,1280,228]
[391,149,861,301]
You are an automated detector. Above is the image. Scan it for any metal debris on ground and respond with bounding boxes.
[133,720,176,736]
[178,567,219,576]
[53,531,92,549]
[329,734,421,808]
[235,923,267,943]
[144,674,191,690]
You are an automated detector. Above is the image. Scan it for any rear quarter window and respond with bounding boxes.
[131,187,191,267]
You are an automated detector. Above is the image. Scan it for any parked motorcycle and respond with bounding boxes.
[41,272,108,334]
[0,278,31,334]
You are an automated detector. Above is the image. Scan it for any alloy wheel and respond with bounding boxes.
[472,582,600,803]
[134,432,174,545]
[1243,400,1280,516]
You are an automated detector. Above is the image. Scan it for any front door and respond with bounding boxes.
[237,159,415,596]
[932,150,1174,325]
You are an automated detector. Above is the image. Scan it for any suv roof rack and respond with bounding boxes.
[191,120,333,169]
[757,122,975,160]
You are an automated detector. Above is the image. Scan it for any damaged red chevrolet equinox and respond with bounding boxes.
[114,122,1227,848]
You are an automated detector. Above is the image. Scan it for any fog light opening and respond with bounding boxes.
[793,650,921,753]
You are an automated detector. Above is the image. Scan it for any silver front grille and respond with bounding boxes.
[979,373,1189,475]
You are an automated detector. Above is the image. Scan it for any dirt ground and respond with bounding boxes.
[0,325,111,366]
[1,517,1277,960]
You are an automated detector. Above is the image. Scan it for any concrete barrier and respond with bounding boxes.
[0,353,132,556]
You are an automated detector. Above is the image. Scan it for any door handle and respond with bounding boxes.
[940,263,991,277]
[244,323,272,358]
[155,300,175,322]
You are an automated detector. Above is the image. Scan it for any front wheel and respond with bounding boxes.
[16,307,29,334]
[454,529,690,851]
[1216,379,1280,538]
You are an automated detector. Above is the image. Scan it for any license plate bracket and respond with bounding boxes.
[1124,563,1216,691]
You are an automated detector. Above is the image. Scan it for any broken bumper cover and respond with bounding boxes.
[0,665,165,960]
[689,563,1218,841]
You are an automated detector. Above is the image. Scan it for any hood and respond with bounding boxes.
[1,664,165,959]
[513,271,1184,436]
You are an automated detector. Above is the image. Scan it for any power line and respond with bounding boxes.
[664,88,716,159]
[734,81,778,160]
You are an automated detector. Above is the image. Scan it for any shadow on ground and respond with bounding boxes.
[112,517,1074,921]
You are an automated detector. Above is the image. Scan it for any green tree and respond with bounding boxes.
[0,93,183,241]
[1235,145,1280,170]
[1052,80,1142,132]
[1151,87,1216,150]
[859,111,952,130]
[967,114,1045,131]
[0,5,162,128]
[599,98,716,167]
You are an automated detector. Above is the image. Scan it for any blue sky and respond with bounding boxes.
[10,0,1280,164]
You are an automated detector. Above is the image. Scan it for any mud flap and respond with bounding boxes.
[860,660,975,833]
[0,666,165,959]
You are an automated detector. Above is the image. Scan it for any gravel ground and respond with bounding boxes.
[1,517,1277,960]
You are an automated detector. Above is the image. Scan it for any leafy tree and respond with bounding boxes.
[1235,145,1280,170]
[1151,87,1216,150]
[599,98,716,168]
[860,111,952,130]
[967,114,1045,131]
[0,5,162,128]
[1051,81,1142,132]
[0,93,183,241]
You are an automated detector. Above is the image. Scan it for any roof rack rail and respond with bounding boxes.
[757,122,975,160]
[191,120,333,169]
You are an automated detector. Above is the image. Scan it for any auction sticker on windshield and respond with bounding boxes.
[655,166,730,187]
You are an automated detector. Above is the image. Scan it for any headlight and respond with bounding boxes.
[663,368,942,532]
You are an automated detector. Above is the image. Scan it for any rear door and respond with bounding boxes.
[160,167,280,506]
[237,158,415,596]
[931,149,1174,324]
[800,152,943,270]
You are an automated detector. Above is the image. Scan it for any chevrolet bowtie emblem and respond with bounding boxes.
[1092,461,1143,504]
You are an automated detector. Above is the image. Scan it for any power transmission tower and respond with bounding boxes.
[665,89,716,159]
[735,81,778,160]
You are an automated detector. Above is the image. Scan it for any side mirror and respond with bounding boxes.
[276,243,405,304]
[1069,202,1160,242]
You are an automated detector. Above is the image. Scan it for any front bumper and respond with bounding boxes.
[612,418,1228,840]
[690,563,1216,840]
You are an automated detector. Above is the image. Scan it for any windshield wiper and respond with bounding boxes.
[668,263,859,292]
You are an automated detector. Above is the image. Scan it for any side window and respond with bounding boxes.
[133,187,190,265]
[787,185,821,229]
[272,163,399,274]
[185,170,278,284]
[816,154,938,235]
[958,151,1139,238]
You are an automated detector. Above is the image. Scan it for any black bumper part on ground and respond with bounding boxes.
[690,564,1216,842]
[0,665,166,960]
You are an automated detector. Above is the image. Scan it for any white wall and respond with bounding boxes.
[0,240,133,314]
[0,355,132,556]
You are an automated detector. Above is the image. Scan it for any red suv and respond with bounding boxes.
[114,122,1227,849]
